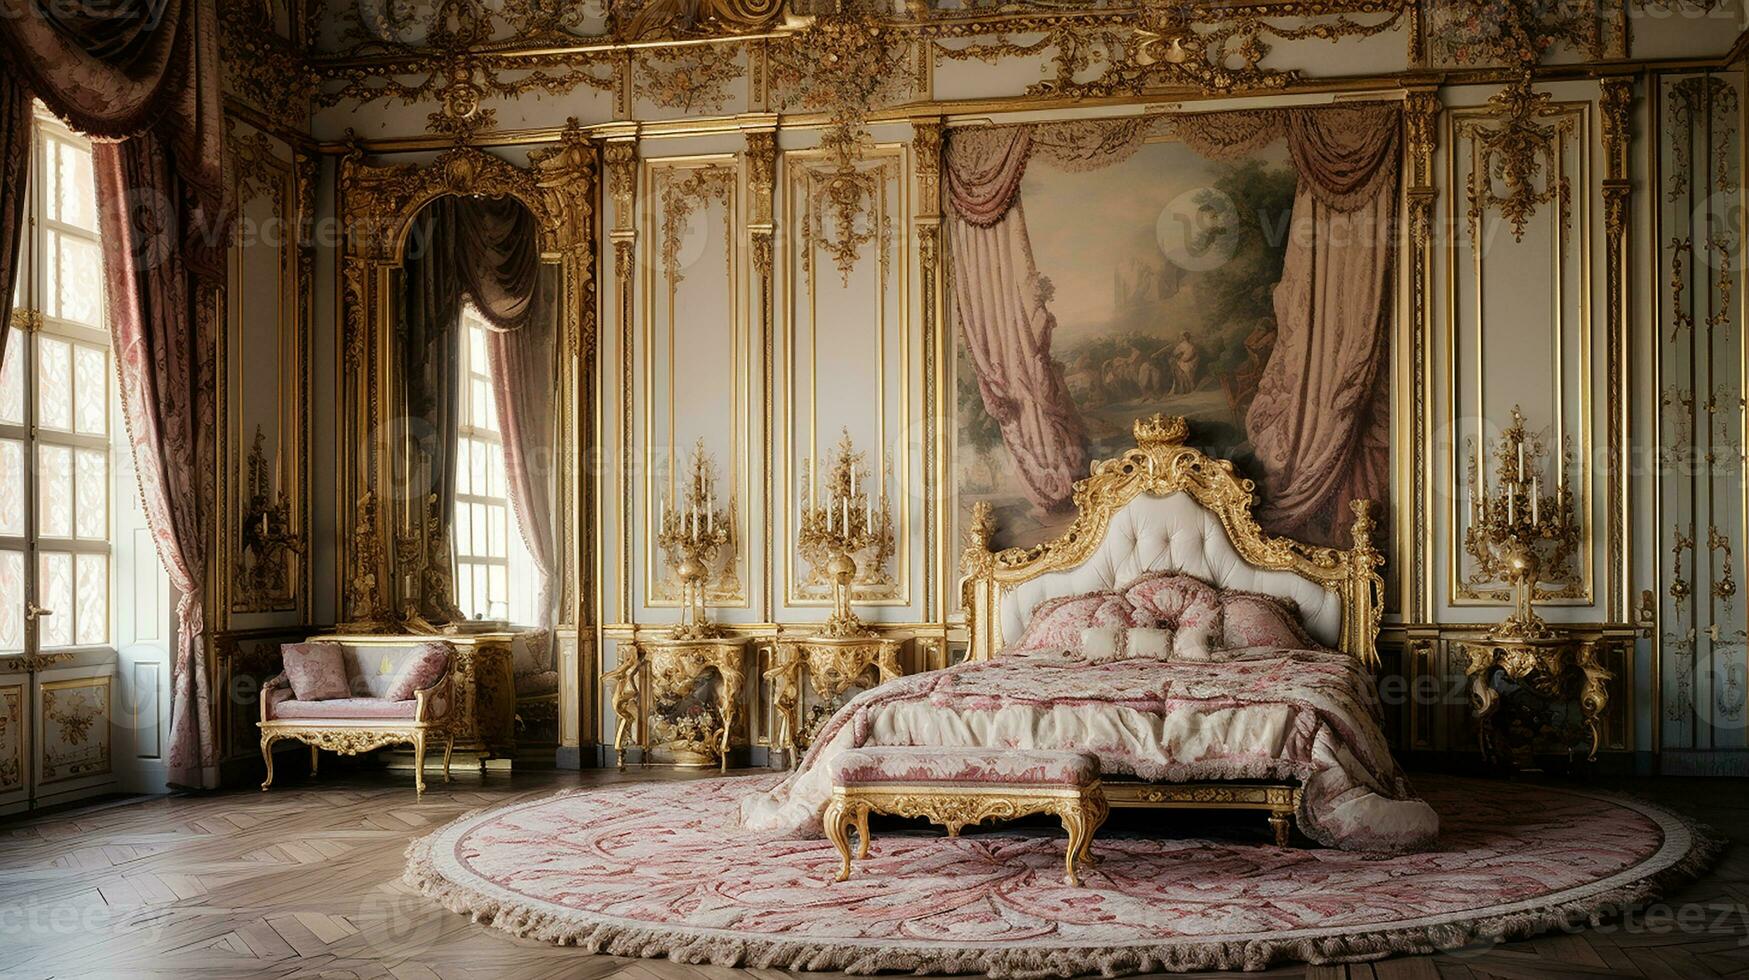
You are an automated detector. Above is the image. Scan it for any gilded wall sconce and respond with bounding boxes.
[1463,405,1580,639]
[797,429,894,638]
[658,439,734,640]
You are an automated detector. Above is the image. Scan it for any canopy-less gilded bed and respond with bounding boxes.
[742,415,1437,851]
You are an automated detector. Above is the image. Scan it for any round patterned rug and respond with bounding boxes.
[405,774,1718,977]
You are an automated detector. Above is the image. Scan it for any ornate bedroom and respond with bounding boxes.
[1,0,1747,977]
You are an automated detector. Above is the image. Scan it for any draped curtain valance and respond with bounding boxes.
[945,103,1400,544]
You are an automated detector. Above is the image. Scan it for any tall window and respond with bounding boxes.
[451,305,537,623]
[0,109,113,653]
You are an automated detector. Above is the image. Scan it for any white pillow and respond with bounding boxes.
[1077,626,1175,663]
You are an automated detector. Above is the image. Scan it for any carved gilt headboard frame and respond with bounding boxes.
[960,415,1386,668]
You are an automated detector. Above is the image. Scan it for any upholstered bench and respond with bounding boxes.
[823,746,1108,886]
[259,640,458,794]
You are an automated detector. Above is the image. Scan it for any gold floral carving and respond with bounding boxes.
[1460,79,1574,244]
[962,415,1385,666]
[656,166,736,283]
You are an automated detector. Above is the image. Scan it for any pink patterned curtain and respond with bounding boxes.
[459,197,559,627]
[97,131,221,790]
[1,0,230,790]
[1246,105,1399,545]
[946,127,1089,513]
[486,270,560,627]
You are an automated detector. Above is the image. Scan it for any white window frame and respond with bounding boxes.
[452,306,511,622]
[0,107,115,654]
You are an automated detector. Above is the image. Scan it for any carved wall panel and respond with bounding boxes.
[37,676,110,786]
[1654,69,1748,756]
[1444,84,1601,613]
[640,157,753,612]
[221,125,314,625]
[779,141,915,612]
[0,682,22,797]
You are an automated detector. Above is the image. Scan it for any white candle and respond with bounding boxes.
[866,496,874,529]
[849,464,857,498]
[1517,442,1525,481]
[842,499,850,536]
[1507,490,1515,525]
[1530,475,1540,525]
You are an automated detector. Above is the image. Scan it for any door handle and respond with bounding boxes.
[24,603,53,621]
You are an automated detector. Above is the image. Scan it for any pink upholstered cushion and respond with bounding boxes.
[1010,591,1149,653]
[1220,591,1320,650]
[384,642,451,701]
[282,642,350,701]
[268,697,419,721]
[829,746,1100,789]
[1123,572,1222,661]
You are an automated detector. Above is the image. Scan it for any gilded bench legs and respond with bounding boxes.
[826,789,1106,886]
[260,734,278,791]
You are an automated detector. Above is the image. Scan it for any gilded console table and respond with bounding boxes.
[1457,632,1612,768]
[766,636,902,765]
[604,637,747,771]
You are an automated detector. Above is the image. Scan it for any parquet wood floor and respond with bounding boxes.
[0,767,1743,980]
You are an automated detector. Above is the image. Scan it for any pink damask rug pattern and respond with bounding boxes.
[405,775,1717,977]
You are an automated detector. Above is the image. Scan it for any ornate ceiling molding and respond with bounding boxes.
[305,1,1418,138]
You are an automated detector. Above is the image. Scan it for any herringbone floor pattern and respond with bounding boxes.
[0,767,1743,980]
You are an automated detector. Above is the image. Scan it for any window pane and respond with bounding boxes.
[487,503,506,559]
[487,564,506,611]
[76,553,106,646]
[0,550,21,652]
[457,438,474,496]
[38,552,72,647]
[52,232,103,326]
[471,502,488,556]
[51,139,98,233]
[0,439,21,536]
[473,564,488,617]
[0,331,21,425]
[37,336,72,430]
[488,445,506,498]
[469,325,488,370]
[469,437,489,494]
[75,448,106,539]
[453,502,472,560]
[38,444,72,538]
[74,345,106,435]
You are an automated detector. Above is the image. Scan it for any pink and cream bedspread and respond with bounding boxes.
[740,647,1439,852]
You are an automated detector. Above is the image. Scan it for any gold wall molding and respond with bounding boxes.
[911,118,945,622]
[1599,75,1633,624]
[1404,87,1439,624]
[746,130,778,622]
[781,143,912,609]
[639,156,750,610]
[1447,91,1596,608]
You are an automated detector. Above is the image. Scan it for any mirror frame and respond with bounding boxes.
[336,135,596,642]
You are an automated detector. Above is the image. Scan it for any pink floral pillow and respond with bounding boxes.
[1219,591,1319,651]
[385,642,452,701]
[1123,572,1223,660]
[1010,591,1150,653]
[282,642,349,701]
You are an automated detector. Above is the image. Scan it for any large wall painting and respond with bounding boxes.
[950,108,1398,559]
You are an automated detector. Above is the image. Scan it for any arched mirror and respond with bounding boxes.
[335,141,597,753]
[391,193,561,630]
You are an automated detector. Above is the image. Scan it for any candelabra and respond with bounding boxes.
[1463,406,1581,639]
[797,430,894,638]
[658,439,733,640]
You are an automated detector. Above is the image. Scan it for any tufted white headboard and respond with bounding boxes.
[998,492,1345,648]
[961,415,1385,667]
